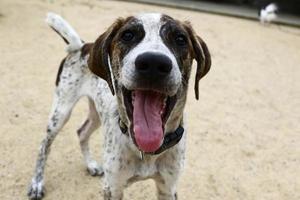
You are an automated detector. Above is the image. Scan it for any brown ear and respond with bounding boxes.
[184,23,211,100]
[88,18,124,95]
[193,36,211,100]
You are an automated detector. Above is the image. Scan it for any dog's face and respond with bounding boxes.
[89,13,211,153]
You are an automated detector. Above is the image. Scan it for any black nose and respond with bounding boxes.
[135,52,172,78]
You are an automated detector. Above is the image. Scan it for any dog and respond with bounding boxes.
[259,3,278,25]
[28,12,211,200]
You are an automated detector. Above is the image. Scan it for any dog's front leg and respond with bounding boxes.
[155,174,179,200]
[155,152,183,200]
[103,185,124,200]
[28,92,79,200]
[102,151,134,200]
[103,173,127,200]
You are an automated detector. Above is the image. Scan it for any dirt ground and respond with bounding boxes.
[0,0,300,199]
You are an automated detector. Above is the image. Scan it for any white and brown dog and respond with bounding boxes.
[28,12,211,200]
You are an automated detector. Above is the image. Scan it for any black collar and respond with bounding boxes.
[119,119,184,155]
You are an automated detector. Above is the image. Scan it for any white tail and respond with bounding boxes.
[46,12,83,52]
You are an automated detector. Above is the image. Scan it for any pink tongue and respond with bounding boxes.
[133,90,164,152]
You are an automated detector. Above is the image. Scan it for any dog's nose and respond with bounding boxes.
[135,52,172,78]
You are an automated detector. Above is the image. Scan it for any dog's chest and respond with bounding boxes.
[134,156,160,177]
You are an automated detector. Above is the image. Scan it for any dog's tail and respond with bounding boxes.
[46,12,83,53]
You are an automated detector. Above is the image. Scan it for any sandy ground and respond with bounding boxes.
[1,0,300,199]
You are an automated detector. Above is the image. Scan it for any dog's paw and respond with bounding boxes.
[87,161,104,176]
[27,180,45,200]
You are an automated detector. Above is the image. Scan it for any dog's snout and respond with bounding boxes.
[135,52,172,78]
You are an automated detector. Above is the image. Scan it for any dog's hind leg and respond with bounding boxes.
[77,97,103,176]
[28,90,80,200]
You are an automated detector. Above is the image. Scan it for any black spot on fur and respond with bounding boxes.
[46,127,51,134]
[55,57,66,86]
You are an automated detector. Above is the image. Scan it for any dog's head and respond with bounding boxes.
[89,13,211,153]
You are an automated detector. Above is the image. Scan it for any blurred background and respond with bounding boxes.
[0,0,299,200]
[200,0,300,15]
[123,0,300,27]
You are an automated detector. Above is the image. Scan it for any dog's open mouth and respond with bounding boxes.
[123,88,177,153]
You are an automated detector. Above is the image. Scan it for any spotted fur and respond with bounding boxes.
[28,12,211,200]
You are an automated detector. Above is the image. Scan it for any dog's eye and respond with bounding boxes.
[121,30,134,42]
[175,34,187,46]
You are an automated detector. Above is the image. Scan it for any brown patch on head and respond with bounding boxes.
[109,17,145,81]
[88,16,145,95]
[160,14,211,99]
[160,15,194,87]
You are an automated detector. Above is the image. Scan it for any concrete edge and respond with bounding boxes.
[114,0,300,28]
